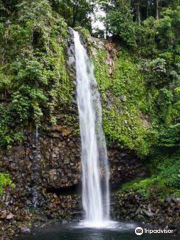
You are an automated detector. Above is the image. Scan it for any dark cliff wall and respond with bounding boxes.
[0,126,145,208]
[0,123,145,236]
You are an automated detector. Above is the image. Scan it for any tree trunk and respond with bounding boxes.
[135,3,141,26]
[146,1,149,18]
[72,4,79,27]
[156,0,159,20]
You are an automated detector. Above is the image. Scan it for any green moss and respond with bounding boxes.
[122,177,157,198]
[0,173,14,194]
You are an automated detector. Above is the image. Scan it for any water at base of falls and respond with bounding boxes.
[78,220,119,229]
[73,30,111,226]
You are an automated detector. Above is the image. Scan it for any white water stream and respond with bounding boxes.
[73,30,110,227]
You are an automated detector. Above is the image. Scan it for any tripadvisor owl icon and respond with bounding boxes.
[135,227,144,235]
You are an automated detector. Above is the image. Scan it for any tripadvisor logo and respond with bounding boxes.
[135,227,143,235]
[135,227,174,235]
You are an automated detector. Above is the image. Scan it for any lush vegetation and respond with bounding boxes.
[121,150,180,198]
[0,0,180,199]
[93,48,152,156]
[0,0,75,147]
[79,0,180,198]
[103,0,180,198]
[0,173,14,194]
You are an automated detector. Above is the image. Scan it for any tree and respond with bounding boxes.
[0,0,20,20]
[156,6,180,53]
[50,0,92,29]
[130,0,175,22]
[106,0,136,47]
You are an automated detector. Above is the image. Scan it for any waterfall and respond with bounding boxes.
[73,30,110,226]
[32,126,40,207]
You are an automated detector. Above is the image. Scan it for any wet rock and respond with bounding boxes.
[111,191,180,232]
[49,169,57,181]
[68,56,75,66]
[143,209,155,217]
[20,225,31,234]
[6,213,14,220]
[119,95,127,102]
[0,210,7,219]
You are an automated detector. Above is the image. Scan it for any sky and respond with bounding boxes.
[91,5,106,32]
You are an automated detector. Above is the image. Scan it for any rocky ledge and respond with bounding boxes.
[112,191,180,233]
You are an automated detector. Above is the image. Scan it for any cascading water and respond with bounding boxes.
[73,30,110,226]
[32,126,40,207]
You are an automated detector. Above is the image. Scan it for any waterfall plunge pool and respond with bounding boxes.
[17,222,179,240]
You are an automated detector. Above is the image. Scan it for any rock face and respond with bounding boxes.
[0,127,144,204]
[0,125,144,238]
[0,127,81,238]
[108,145,145,188]
[0,127,81,204]
[111,192,180,233]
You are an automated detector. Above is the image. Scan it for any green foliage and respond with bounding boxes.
[0,173,14,194]
[92,4,180,158]
[142,58,168,85]
[122,151,180,198]
[0,0,74,147]
[134,7,180,154]
[122,177,157,198]
[51,0,92,30]
[156,7,180,52]
[136,17,158,57]
[158,123,180,147]
[92,47,156,156]
[106,0,136,47]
